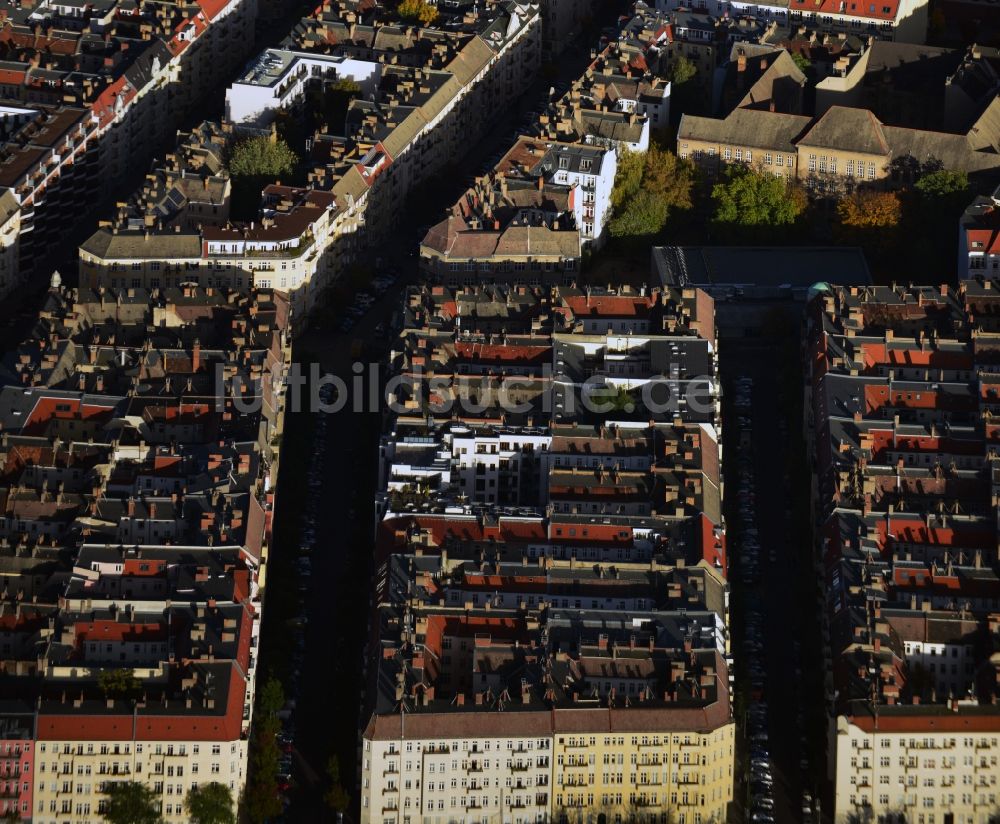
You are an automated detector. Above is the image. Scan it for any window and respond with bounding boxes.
[735,148,742,161]
[808,154,817,172]
[745,150,752,162]
[868,162,876,179]
[723,148,732,160]
[764,153,772,165]
[847,159,854,176]
[776,155,784,166]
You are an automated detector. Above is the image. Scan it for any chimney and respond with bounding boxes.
[192,338,201,373]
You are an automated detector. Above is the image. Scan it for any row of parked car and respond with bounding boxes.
[733,376,817,824]
[732,377,778,824]
[269,380,339,810]
[336,271,398,334]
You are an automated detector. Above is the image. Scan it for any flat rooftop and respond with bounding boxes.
[652,245,873,290]
[234,48,348,89]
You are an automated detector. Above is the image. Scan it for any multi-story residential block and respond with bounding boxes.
[365,279,733,823]
[656,0,929,43]
[0,188,20,300]
[77,1,543,327]
[0,0,258,286]
[960,185,1000,278]
[0,715,34,821]
[0,283,293,820]
[806,281,1000,824]
[419,135,617,277]
[225,49,381,132]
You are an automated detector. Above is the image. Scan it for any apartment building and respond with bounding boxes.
[419,182,583,287]
[0,188,20,300]
[0,715,34,821]
[419,136,616,278]
[365,277,733,823]
[77,1,542,327]
[0,0,258,285]
[226,49,381,132]
[960,185,1000,278]
[0,283,293,819]
[655,0,929,43]
[805,281,1000,824]
[834,708,1000,823]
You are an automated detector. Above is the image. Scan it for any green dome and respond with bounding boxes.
[807,281,834,302]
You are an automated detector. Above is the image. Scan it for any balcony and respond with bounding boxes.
[510,762,530,772]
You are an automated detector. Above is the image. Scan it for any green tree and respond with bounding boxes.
[228,136,297,181]
[242,677,286,824]
[609,190,670,239]
[609,146,696,241]
[610,148,645,211]
[227,136,299,221]
[398,0,438,24]
[914,169,969,201]
[185,783,235,824]
[101,781,162,824]
[791,51,812,73]
[98,668,140,699]
[711,165,803,232]
[259,677,285,716]
[324,755,350,813]
[668,55,697,85]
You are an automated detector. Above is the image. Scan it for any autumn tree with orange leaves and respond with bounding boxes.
[837,190,902,229]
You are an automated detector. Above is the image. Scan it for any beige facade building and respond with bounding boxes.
[34,730,249,824]
[0,189,21,301]
[678,101,1000,189]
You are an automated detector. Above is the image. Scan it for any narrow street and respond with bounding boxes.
[720,335,828,824]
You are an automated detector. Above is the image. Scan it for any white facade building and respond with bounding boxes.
[225,49,381,131]
[833,712,1000,824]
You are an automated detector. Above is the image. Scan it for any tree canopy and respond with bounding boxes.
[791,52,812,73]
[101,781,162,824]
[837,190,902,228]
[98,668,140,699]
[668,56,697,85]
[228,136,298,181]
[398,0,438,24]
[914,169,969,200]
[609,146,696,242]
[242,677,286,824]
[185,783,235,824]
[324,755,350,813]
[711,165,804,230]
